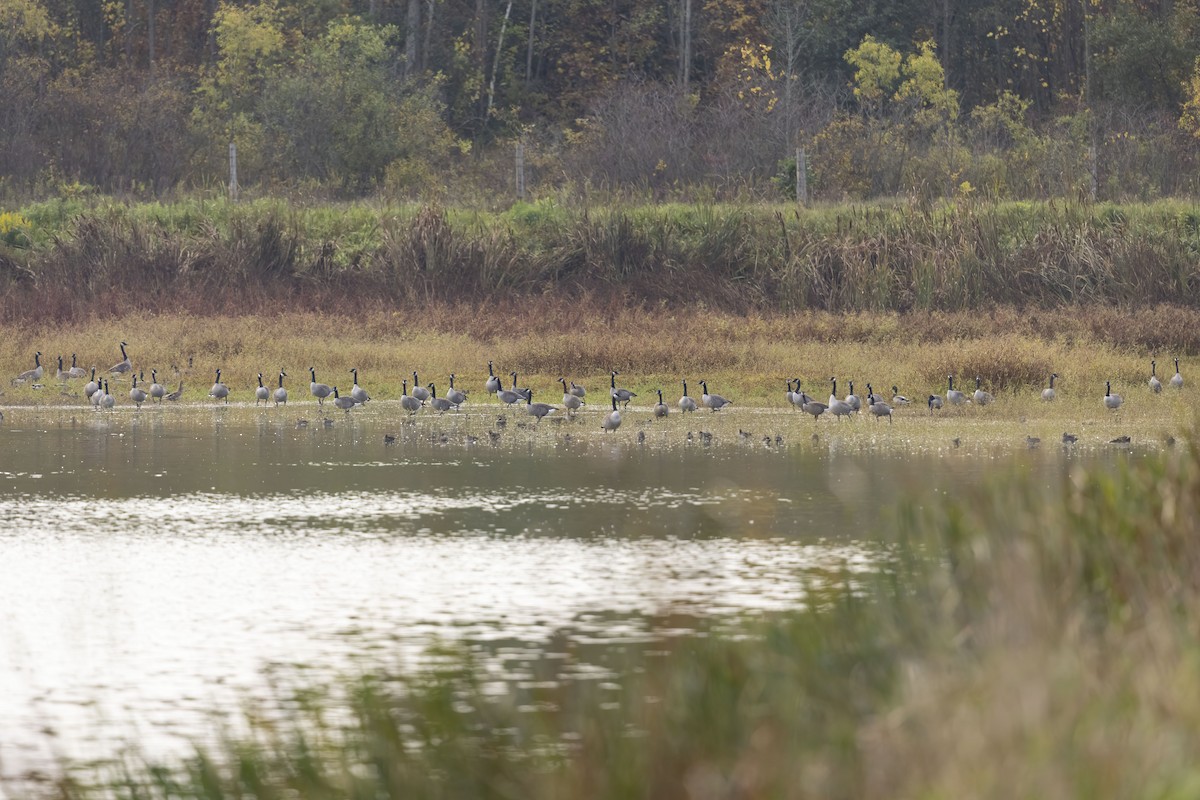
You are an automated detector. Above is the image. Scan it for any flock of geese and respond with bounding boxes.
[7,344,1188,433]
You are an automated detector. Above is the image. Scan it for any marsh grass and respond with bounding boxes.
[33,436,1200,800]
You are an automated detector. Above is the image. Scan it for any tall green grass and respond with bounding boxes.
[3,197,1200,320]
[39,440,1200,800]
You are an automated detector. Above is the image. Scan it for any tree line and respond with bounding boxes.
[2,0,1200,202]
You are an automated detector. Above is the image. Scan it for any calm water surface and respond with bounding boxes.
[0,405,1138,776]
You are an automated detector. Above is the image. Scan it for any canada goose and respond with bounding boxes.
[799,391,827,421]
[928,395,944,414]
[558,377,584,416]
[946,375,969,406]
[1104,381,1123,410]
[84,368,100,400]
[1042,373,1057,401]
[427,383,453,414]
[867,393,893,423]
[256,373,269,405]
[826,378,854,420]
[149,369,166,402]
[90,378,104,408]
[273,371,288,405]
[844,380,861,412]
[100,380,116,410]
[16,352,44,383]
[67,354,87,379]
[508,372,532,403]
[447,374,467,408]
[410,372,430,403]
[524,390,556,422]
[129,375,147,408]
[331,386,357,412]
[789,379,808,411]
[109,342,132,376]
[350,369,371,404]
[865,383,882,405]
[891,386,911,406]
[1026,436,1041,449]
[1062,432,1078,445]
[1150,360,1163,393]
[610,371,636,408]
[1171,358,1184,389]
[55,355,67,381]
[569,381,586,399]
[310,368,332,404]
[973,376,994,406]
[653,389,669,418]
[679,380,698,413]
[699,380,732,412]
[400,379,421,414]
[785,379,797,408]
[209,369,230,403]
[601,396,622,432]
[165,381,184,401]
[485,361,502,395]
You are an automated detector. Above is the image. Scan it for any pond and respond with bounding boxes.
[0,403,1148,777]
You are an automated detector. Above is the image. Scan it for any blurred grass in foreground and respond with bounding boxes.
[33,439,1200,799]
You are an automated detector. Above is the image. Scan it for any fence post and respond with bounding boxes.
[796,147,807,206]
[229,141,239,202]
[515,139,526,201]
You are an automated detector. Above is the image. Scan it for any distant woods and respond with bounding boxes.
[2,0,1200,202]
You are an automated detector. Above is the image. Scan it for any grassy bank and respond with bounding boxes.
[3,198,1200,318]
[35,437,1200,799]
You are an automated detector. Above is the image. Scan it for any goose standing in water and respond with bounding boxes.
[928,395,944,414]
[109,342,132,376]
[653,389,669,418]
[558,377,584,416]
[601,396,622,432]
[165,381,184,401]
[150,369,166,403]
[610,371,636,409]
[273,371,288,406]
[447,374,467,408]
[799,391,828,421]
[100,380,116,410]
[411,372,430,403]
[699,380,732,412]
[946,375,970,406]
[679,380,698,413]
[497,379,522,406]
[350,369,371,404]
[867,387,893,423]
[67,354,88,379]
[485,361,502,396]
[827,378,854,421]
[1104,381,1123,410]
[84,368,100,400]
[209,369,230,403]
[891,386,911,406]
[331,387,357,412]
[400,380,422,415]
[973,376,994,406]
[16,351,44,383]
[1042,373,1057,401]
[129,374,148,408]
[255,373,270,405]
[507,372,531,402]
[427,383,453,414]
[55,355,67,381]
[844,380,861,413]
[309,367,332,405]
[1171,358,1184,389]
[524,390,557,422]
[785,379,798,408]
[1149,360,1163,393]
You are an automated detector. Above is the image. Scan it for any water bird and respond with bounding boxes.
[1042,373,1057,401]
[55,355,67,381]
[558,378,584,416]
[973,376,994,406]
[1150,360,1162,394]
[350,369,371,404]
[384,433,396,445]
[952,437,961,448]
[309,368,332,404]
[508,372,531,402]
[209,369,230,403]
[799,391,827,421]
[891,386,910,406]
[1026,435,1041,448]
[16,351,44,384]
[699,380,732,412]
[653,389,669,418]
[488,430,501,443]
[296,418,309,429]
[331,386,357,412]
[679,380,698,413]
[129,375,147,408]
[569,381,586,399]
[497,376,523,406]
[150,369,166,403]
[495,415,507,428]
[610,371,636,408]
[524,390,556,422]
[946,375,969,406]
[100,380,116,410]
[700,431,713,445]
[775,434,783,445]
[426,383,453,414]
[485,361,502,396]
[845,380,861,412]
[1110,435,1131,444]
[273,371,288,406]
[400,379,422,415]
[466,434,479,446]
[411,372,430,403]
[1062,432,1078,445]
[67,354,87,379]
[1104,381,1122,410]
[165,381,184,401]
[785,379,798,407]
[109,342,132,376]
[255,373,269,405]
[1171,358,1184,389]
[637,430,646,444]
[928,395,943,414]
[867,389,893,423]
[446,374,467,408]
[602,396,622,432]
[826,378,854,421]
[90,379,104,408]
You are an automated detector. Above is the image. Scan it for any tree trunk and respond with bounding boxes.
[405,0,421,77]
[525,0,537,83]
[680,0,692,91]
[147,0,156,74]
[422,0,436,72]
[487,0,513,116]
